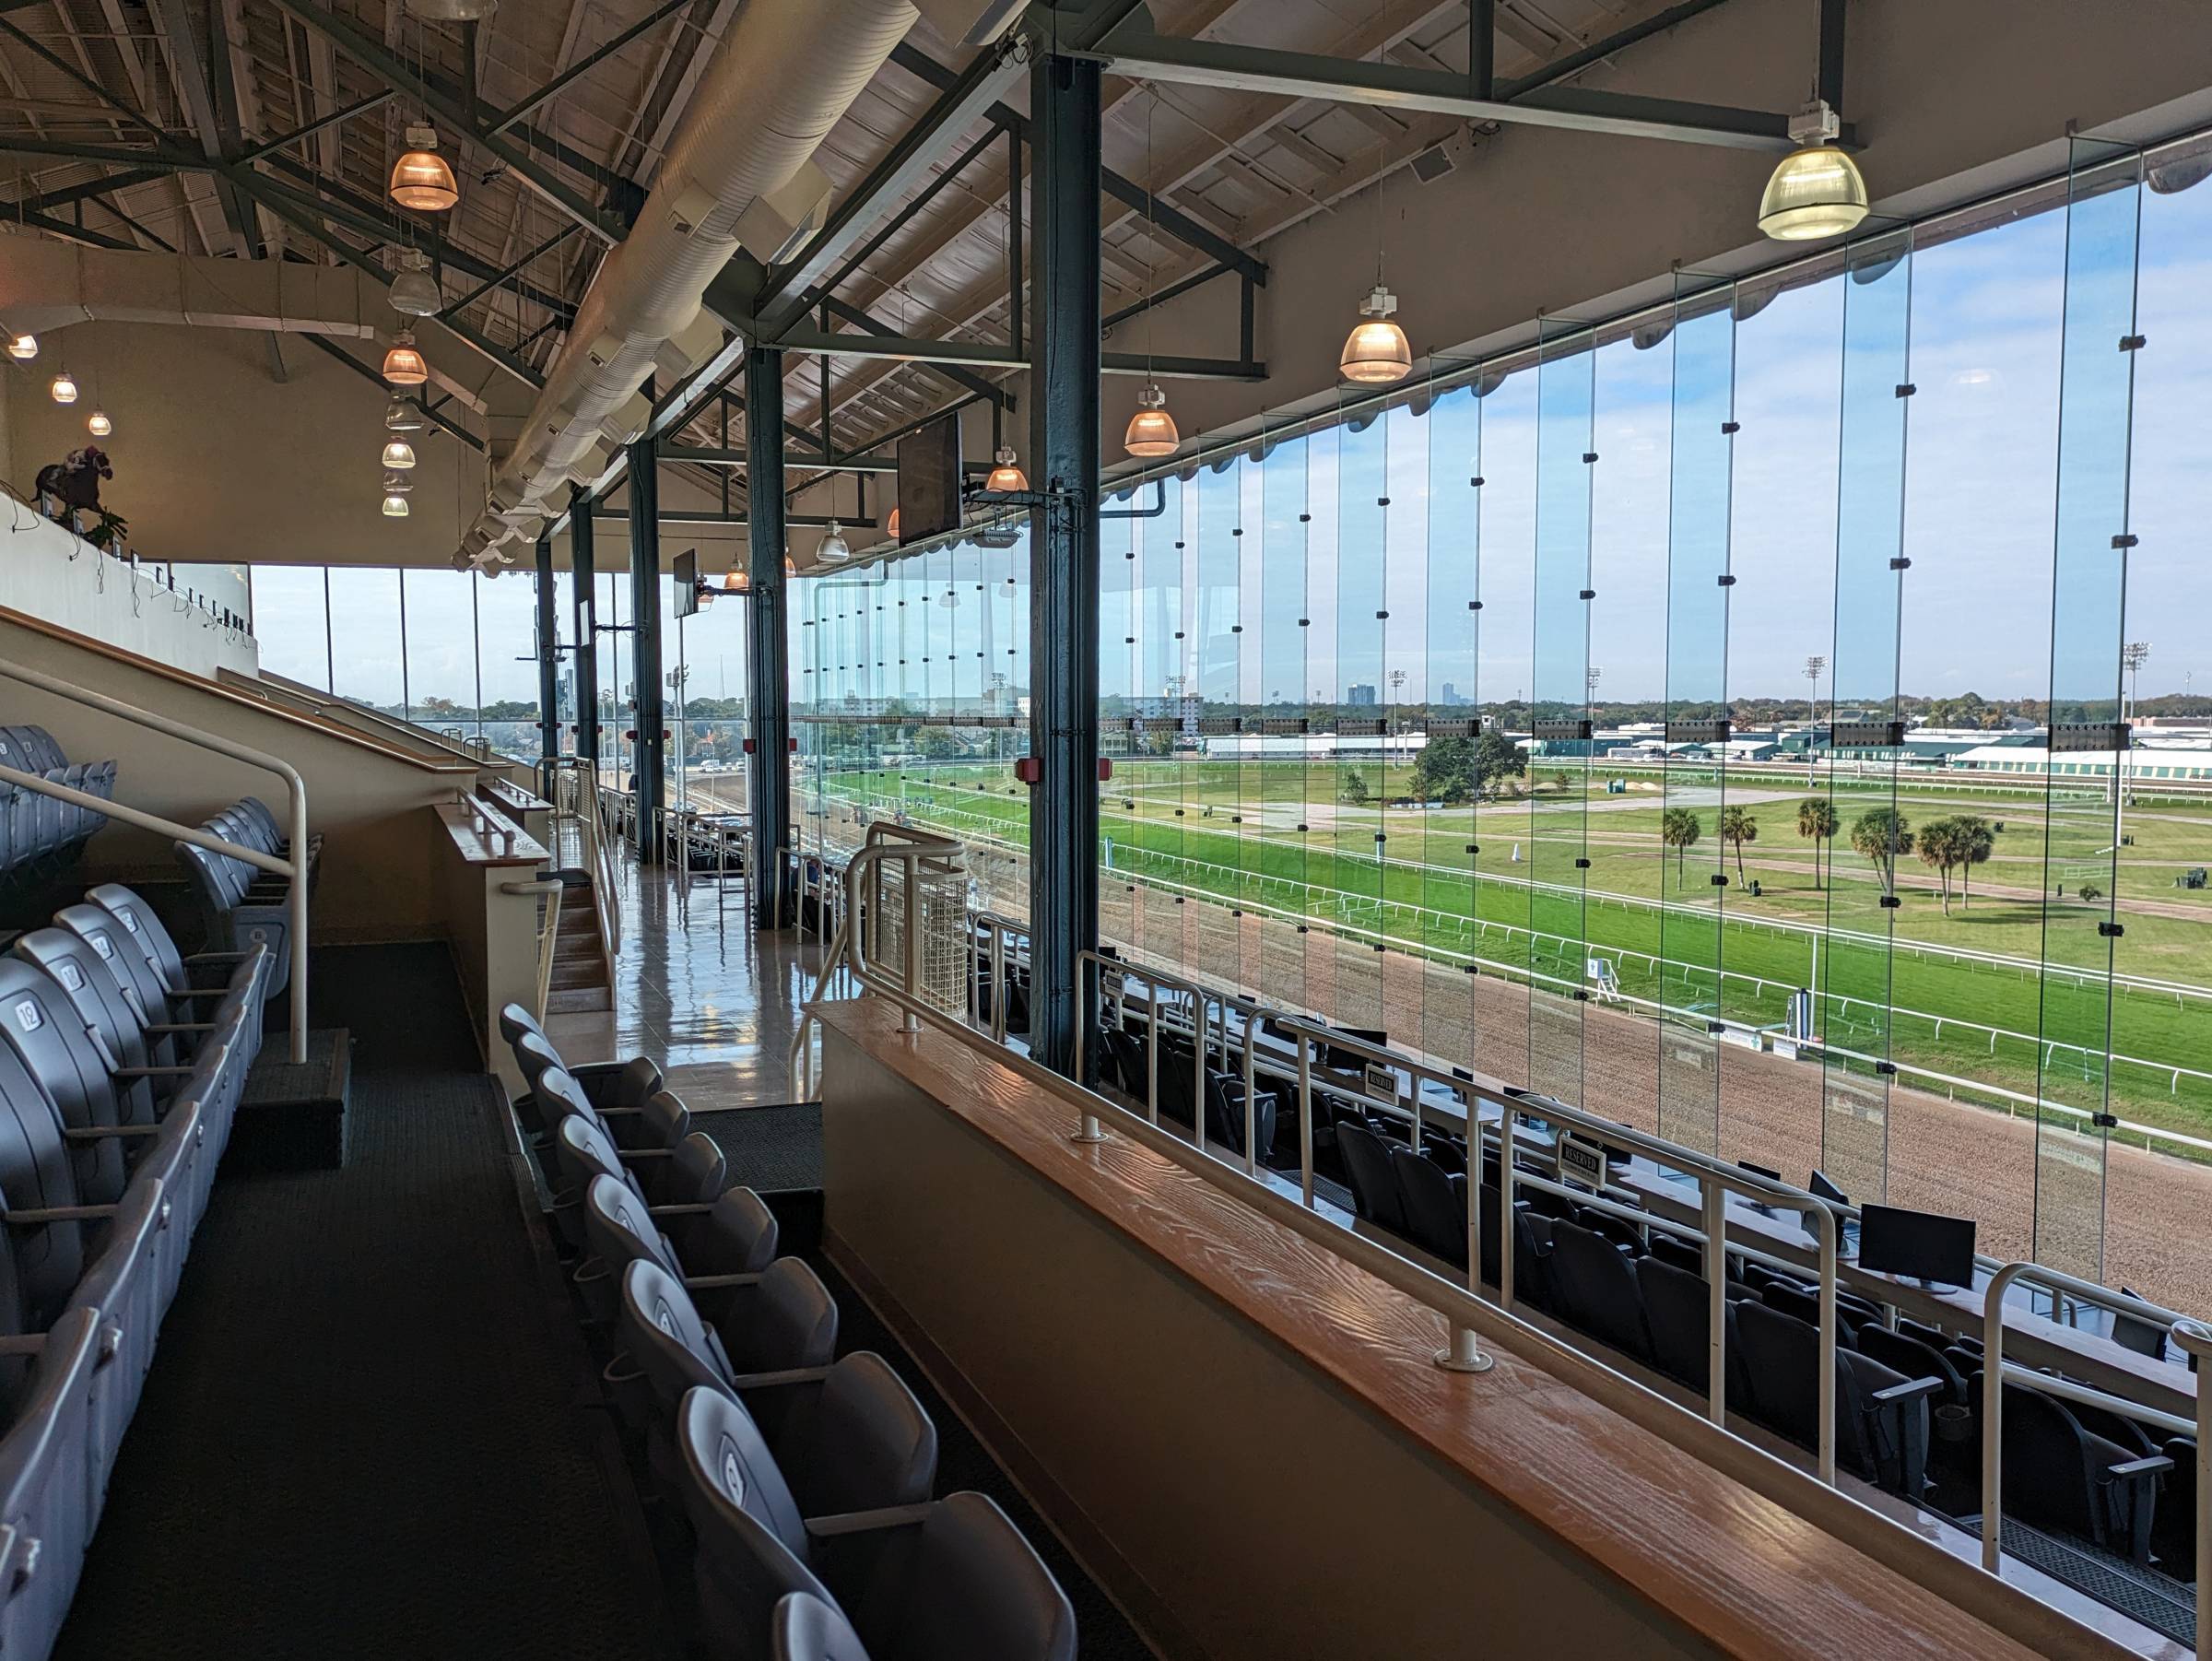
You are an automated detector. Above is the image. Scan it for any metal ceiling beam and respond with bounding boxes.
[763,321,1262,380]
[436,223,578,320]
[14,166,173,215]
[488,0,694,135]
[817,295,1006,406]
[0,18,194,156]
[751,38,1030,334]
[144,0,260,257]
[1086,12,1835,152]
[661,445,900,473]
[266,0,628,242]
[238,88,391,163]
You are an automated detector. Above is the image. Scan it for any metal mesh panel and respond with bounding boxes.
[866,850,971,1019]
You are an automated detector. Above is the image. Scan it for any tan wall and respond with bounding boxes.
[0,609,480,940]
[821,1023,1722,1661]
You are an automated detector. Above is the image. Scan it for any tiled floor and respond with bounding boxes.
[545,854,824,1112]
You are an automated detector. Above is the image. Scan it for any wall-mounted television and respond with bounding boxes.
[897,413,963,545]
[673,548,700,618]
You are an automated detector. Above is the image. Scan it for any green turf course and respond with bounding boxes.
[797,751,2212,1142]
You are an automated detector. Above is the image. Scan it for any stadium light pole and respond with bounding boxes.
[2121,641,2150,840]
[1805,654,1826,781]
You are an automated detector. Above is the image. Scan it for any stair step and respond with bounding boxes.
[546,985,613,1014]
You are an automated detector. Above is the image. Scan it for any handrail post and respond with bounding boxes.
[1070,948,1106,1144]
[1499,1101,1516,1315]
[2175,1318,2212,1656]
[1701,1177,1726,1426]
[1812,1204,1837,1484]
[1981,1263,2023,1572]
[1296,1031,1314,1208]
[1241,1008,1257,1179]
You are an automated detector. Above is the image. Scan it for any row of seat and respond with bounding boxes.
[172,796,316,998]
[0,884,269,1659]
[0,726,117,890]
[499,1007,1080,1661]
[1335,1106,2195,1579]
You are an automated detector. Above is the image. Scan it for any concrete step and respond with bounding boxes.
[546,984,612,1014]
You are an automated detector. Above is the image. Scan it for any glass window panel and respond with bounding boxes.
[1331,412,1388,1036]
[249,565,332,690]
[326,567,405,713]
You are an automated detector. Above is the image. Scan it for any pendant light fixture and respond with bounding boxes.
[49,371,77,404]
[1341,285,1412,384]
[382,469,413,495]
[1758,99,1867,241]
[388,247,441,315]
[385,395,425,431]
[1340,76,1413,386]
[389,124,459,212]
[1124,90,1181,460]
[382,439,418,470]
[382,492,411,518]
[87,409,113,438]
[886,505,901,540]
[382,330,429,385]
[984,445,1028,492]
[1124,383,1179,457]
[6,334,36,362]
[816,520,851,562]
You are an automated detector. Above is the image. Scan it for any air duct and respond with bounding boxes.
[463,0,940,560]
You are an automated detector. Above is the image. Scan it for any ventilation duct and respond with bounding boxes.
[462,0,943,565]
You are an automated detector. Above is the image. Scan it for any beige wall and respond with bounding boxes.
[0,609,480,940]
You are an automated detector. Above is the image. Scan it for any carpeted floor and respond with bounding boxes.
[688,1103,823,1192]
[57,944,674,1661]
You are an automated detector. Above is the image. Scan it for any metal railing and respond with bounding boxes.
[788,825,969,1099]
[0,654,310,1064]
[790,898,2125,1657]
[542,758,621,987]
[500,877,567,1019]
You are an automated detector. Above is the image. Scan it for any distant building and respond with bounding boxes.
[1440,682,1463,706]
[1347,683,1379,706]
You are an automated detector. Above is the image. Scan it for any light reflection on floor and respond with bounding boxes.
[543,853,824,1113]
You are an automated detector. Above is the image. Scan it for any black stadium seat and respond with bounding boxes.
[1547,1220,1656,1364]
[1735,1301,1942,1498]
[0,727,116,889]
[1335,1120,1405,1232]
[1389,1146,1468,1268]
[1971,1372,2172,1565]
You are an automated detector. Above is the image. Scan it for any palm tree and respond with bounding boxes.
[1850,806,1912,895]
[1661,807,1701,887]
[1916,817,1961,914]
[1954,815,1994,909]
[1717,805,1759,887]
[1797,797,1839,890]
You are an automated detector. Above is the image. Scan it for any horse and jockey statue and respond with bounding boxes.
[31,447,127,550]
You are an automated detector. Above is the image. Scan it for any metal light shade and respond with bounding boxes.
[382,440,418,469]
[984,445,1027,492]
[382,332,429,384]
[6,334,36,361]
[389,127,459,212]
[382,470,413,494]
[817,520,851,562]
[385,396,425,431]
[886,506,900,539]
[388,265,441,316]
[1124,383,1179,457]
[1340,283,1412,385]
[1758,144,1869,241]
[784,556,797,576]
[405,0,496,21]
[382,493,410,518]
[87,410,112,438]
[49,372,77,404]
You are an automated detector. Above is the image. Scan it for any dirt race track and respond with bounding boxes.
[1096,878,2212,1319]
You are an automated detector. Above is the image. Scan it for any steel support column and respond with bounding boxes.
[746,344,793,928]
[571,486,601,777]
[1028,50,1101,1081]
[535,536,559,772]
[628,433,665,863]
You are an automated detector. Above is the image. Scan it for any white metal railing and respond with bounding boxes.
[792,901,2128,1658]
[543,757,621,985]
[500,877,566,1019]
[0,654,309,1064]
[788,825,968,1099]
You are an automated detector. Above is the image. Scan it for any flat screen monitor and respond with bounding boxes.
[673,548,700,618]
[897,414,963,544]
[1856,1204,1976,1289]
[1807,1169,1851,1207]
[1736,1160,1782,1183]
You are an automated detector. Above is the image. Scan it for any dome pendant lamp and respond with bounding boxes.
[1124,383,1179,457]
[49,371,78,405]
[817,521,851,562]
[87,409,113,438]
[382,439,418,470]
[382,493,411,518]
[984,445,1028,492]
[1759,100,1868,241]
[6,334,37,362]
[386,395,425,431]
[1340,284,1412,385]
[389,124,460,212]
[382,330,429,385]
[388,247,441,315]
